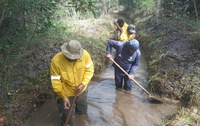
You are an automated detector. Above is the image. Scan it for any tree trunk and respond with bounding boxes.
[98,0,107,16]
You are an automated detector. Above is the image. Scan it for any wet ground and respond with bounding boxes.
[25,54,179,126]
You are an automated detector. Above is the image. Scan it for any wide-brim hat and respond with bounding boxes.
[61,40,83,60]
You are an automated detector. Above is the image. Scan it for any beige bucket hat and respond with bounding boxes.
[60,40,83,60]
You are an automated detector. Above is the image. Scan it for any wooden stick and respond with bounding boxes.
[110,58,151,96]
[64,94,77,126]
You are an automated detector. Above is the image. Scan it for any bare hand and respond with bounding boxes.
[64,98,70,109]
[106,54,112,59]
[110,30,114,33]
[76,84,85,94]
[128,75,134,80]
[114,21,117,25]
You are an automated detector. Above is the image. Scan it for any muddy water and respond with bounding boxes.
[25,54,179,126]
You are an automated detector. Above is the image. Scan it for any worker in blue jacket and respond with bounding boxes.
[106,39,141,91]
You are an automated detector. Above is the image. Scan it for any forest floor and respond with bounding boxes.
[0,13,200,126]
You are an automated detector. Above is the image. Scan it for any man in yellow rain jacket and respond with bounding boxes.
[50,40,94,126]
[111,18,128,41]
[111,19,136,42]
[119,24,136,42]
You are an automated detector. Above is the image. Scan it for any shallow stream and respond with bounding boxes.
[25,54,179,126]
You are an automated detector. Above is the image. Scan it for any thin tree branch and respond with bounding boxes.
[0,2,8,27]
[192,0,198,22]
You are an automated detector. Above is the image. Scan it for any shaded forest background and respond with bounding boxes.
[1,0,200,55]
[0,0,200,125]
[1,0,200,50]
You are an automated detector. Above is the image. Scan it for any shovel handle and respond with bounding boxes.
[109,58,151,96]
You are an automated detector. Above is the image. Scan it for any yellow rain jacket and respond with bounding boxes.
[119,32,135,42]
[117,23,135,42]
[121,23,128,33]
[50,50,94,100]
[117,23,128,41]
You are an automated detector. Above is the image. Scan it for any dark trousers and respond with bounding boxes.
[57,91,87,126]
[114,67,132,91]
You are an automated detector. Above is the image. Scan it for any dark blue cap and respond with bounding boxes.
[126,39,139,50]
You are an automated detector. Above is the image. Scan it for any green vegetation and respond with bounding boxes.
[137,11,200,126]
[136,0,156,14]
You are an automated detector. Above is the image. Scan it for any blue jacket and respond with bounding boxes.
[106,39,141,75]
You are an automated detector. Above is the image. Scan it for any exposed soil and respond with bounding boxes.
[140,16,200,100]
[139,16,200,125]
